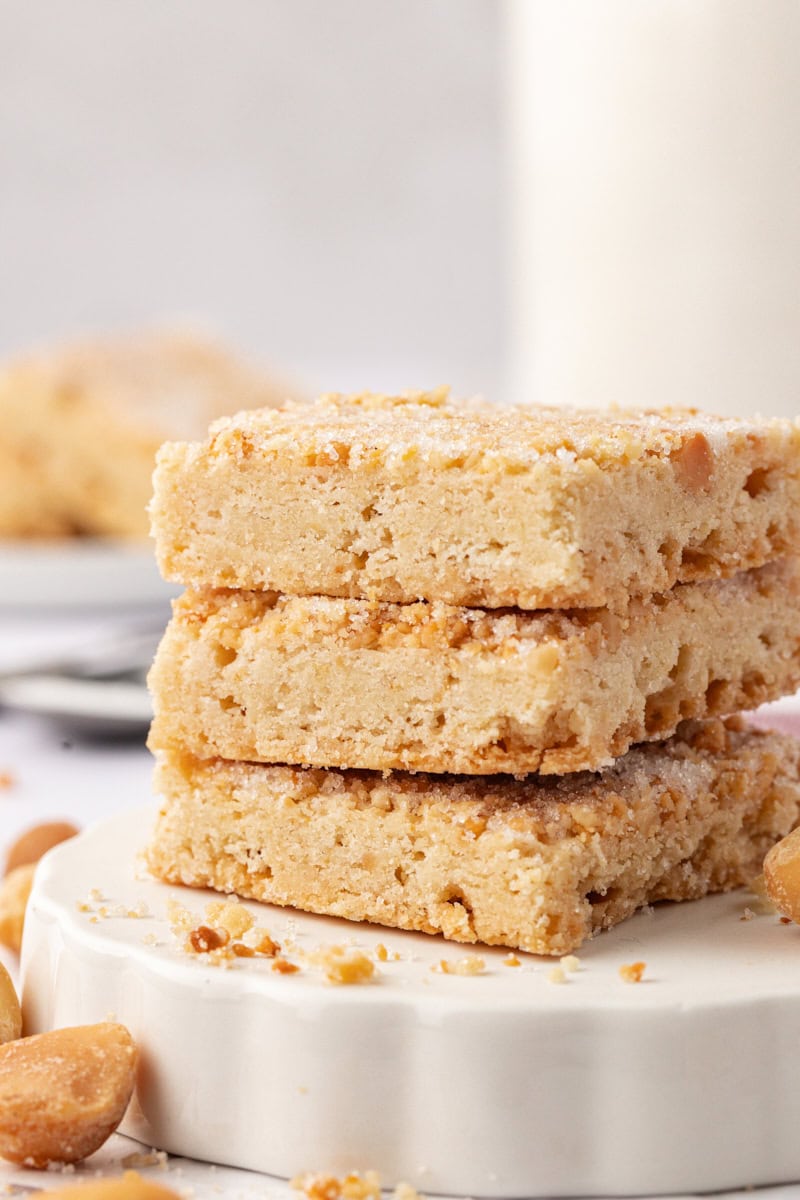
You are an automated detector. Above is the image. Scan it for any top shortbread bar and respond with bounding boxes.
[151,389,800,609]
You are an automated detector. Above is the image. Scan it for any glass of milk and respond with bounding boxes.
[508,1,800,417]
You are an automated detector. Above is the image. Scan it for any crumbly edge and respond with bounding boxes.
[201,389,799,470]
[146,719,800,955]
[147,559,800,775]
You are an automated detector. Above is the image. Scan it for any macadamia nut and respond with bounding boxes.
[0,1022,137,1165]
[0,963,21,1045]
[5,821,79,876]
[764,826,800,923]
[41,1171,180,1200]
[0,863,36,953]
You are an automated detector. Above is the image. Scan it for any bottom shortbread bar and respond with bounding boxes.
[147,719,800,956]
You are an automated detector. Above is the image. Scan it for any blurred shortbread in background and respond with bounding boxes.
[0,332,295,541]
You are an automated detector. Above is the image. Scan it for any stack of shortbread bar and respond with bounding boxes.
[146,391,800,955]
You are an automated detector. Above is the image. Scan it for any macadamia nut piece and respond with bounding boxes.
[5,821,79,875]
[41,1171,180,1200]
[764,826,800,923]
[0,863,36,953]
[0,1022,137,1165]
[0,964,21,1045]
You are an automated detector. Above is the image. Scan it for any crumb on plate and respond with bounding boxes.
[619,961,646,984]
[432,954,485,976]
[290,1171,423,1200]
[309,945,376,985]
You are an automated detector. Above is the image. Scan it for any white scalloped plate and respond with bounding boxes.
[21,805,800,1198]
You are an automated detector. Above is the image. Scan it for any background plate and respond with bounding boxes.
[0,539,178,610]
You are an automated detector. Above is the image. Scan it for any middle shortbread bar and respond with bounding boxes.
[148,557,800,776]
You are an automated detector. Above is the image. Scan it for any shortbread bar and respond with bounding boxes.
[148,559,800,775]
[147,719,800,956]
[0,331,292,539]
[151,389,800,608]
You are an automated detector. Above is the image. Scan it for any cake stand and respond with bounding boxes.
[20,805,800,1198]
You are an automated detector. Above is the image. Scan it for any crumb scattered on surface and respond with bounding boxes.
[433,954,485,976]
[166,899,193,935]
[205,899,253,939]
[0,772,15,790]
[392,1185,423,1200]
[272,958,301,975]
[290,1172,423,1200]
[560,954,581,973]
[78,892,151,920]
[166,897,285,966]
[503,953,521,967]
[290,1172,381,1200]
[121,1149,168,1169]
[309,944,376,985]
[740,907,755,922]
[188,924,228,954]
[547,965,566,985]
[619,961,646,984]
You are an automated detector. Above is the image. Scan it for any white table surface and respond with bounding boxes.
[2,609,800,1200]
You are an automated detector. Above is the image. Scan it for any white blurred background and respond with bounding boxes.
[0,0,505,399]
[2,1,800,412]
